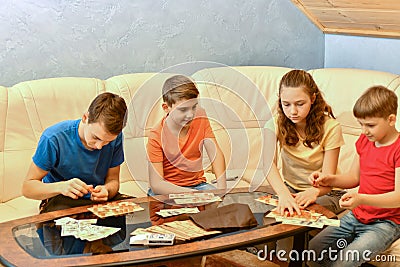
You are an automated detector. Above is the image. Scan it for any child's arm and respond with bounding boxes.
[263,128,301,215]
[310,153,361,189]
[266,162,302,215]
[22,162,93,200]
[340,167,400,209]
[204,138,227,190]
[148,161,196,195]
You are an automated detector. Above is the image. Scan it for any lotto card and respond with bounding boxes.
[266,208,322,222]
[255,194,279,206]
[88,201,144,218]
[156,207,200,217]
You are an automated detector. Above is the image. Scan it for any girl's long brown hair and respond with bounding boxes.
[277,70,335,148]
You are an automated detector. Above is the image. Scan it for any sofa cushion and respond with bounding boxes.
[2,78,105,203]
[106,73,178,186]
[0,197,40,223]
[372,238,400,267]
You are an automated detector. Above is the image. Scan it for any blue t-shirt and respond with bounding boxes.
[32,119,124,197]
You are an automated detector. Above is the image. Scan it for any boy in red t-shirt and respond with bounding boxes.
[147,75,227,195]
[308,86,400,266]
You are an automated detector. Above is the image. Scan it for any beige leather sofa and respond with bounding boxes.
[0,66,399,265]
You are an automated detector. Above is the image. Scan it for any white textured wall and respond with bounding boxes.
[325,34,400,75]
[0,0,324,86]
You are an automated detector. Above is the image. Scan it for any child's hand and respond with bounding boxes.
[90,185,108,202]
[309,172,331,187]
[60,178,92,199]
[277,193,302,216]
[339,191,359,210]
[294,187,318,208]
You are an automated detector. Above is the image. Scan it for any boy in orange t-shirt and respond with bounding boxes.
[147,75,227,195]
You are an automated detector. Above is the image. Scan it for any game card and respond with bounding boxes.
[255,194,279,206]
[88,201,144,218]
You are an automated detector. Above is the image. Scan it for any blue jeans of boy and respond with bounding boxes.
[308,211,400,267]
[147,182,216,196]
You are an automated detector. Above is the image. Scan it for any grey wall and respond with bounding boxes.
[0,0,324,87]
[325,34,400,75]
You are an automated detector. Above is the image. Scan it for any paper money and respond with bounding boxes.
[281,218,324,228]
[55,217,120,241]
[156,207,200,217]
[168,192,216,199]
[173,196,222,204]
[317,216,341,227]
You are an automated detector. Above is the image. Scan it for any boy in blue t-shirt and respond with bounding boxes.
[22,92,128,212]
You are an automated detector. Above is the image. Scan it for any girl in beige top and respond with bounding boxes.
[265,70,344,215]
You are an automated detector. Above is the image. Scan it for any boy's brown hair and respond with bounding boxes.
[87,92,127,135]
[353,85,398,119]
[162,75,199,107]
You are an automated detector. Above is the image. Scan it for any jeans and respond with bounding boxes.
[308,211,400,267]
[147,182,216,196]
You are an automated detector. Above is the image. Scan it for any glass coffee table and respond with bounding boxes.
[0,187,335,267]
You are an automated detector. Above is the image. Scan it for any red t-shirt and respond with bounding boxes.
[147,108,214,186]
[353,134,400,224]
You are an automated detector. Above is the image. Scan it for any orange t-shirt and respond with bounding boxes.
[147,108,215,186]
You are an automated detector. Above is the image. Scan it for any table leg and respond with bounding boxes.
[288,231,309,267]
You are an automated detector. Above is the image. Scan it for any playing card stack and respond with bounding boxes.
[156,207,200,218]
[55,217,120,241]
[130,220,221,242]
[169,192,222,205]
[130,233,176,246]
[256,195,341,228]
[87,201,144,218]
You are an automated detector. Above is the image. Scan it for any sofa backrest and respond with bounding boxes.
[2,67,400,203]
[104,67,295,191]
[105,73,179,188]
[1,78,105,202]
[0,86,7,203]
[192,66,293,188]
[309,68,400,173]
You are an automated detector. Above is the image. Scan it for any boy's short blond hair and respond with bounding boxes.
[162,75,199,107]
[353,85,398,119]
